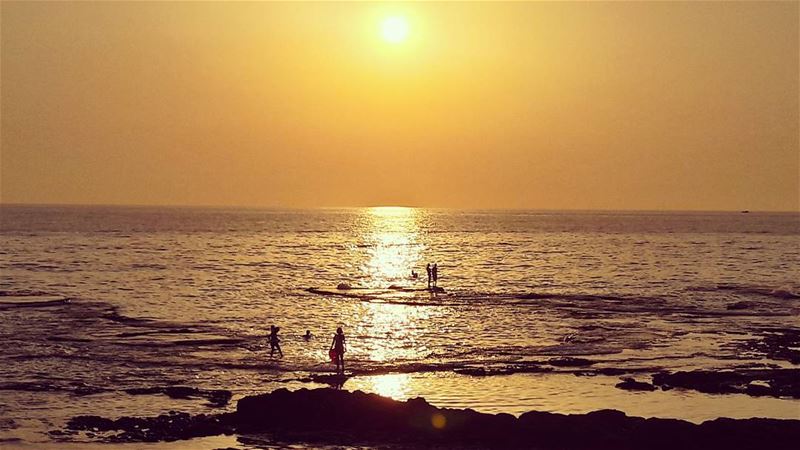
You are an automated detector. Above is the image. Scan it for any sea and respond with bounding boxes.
[1,205,798,447]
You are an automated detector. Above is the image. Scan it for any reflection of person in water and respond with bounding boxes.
[269,325,283,357]
[330,327,346,374]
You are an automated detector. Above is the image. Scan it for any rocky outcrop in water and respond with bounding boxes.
[740,328,800,364]
[615,377,657,391]
[652,368,800,398]
[548,357,595,367]
[66,388,800,448]
[67,411,236,442]
[238,388,800,448]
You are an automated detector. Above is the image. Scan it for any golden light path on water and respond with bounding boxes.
[354,207,430,393]
[360,206,424,288]
[354,301,432,363]
[367,373,413,399]
[324,207,800,421]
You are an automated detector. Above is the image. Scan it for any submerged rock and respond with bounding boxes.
[72,385,110,396]
[0,418,17,431]
[615,377,657,391]
[548,357,595,367]
[727,300,756,310]
[304,373,350,388]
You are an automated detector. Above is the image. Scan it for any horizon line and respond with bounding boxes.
[0,201,797,214]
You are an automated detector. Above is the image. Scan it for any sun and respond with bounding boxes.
[381,16,409,43]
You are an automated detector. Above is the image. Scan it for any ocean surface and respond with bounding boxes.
[1,205,799,446]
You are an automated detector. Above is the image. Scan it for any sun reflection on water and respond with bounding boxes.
[351,207,432,363]
[360,207,424,288]
[362,373,412,400]
[355,301,431,362]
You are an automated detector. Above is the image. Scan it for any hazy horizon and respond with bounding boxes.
[3,201,799,214]
[2,1,798,211]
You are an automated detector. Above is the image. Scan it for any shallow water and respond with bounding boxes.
[1,206,798,445]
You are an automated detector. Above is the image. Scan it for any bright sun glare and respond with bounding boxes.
[381,16,409,43]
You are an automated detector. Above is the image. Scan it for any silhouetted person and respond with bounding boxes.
[426,263,432,289]
[269,325,283,357]
[304,330,313,341]
[330,327,346,374]
[411,270,418,279]
[432,263,439,287]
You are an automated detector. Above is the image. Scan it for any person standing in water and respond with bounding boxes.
[269,325,283,357]
[426,263,432,289]
[330,327,346,374]
[432,263,439,288]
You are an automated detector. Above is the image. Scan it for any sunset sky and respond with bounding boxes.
[1,1,798,211]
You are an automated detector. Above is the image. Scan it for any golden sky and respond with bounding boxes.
[1,1,798,210]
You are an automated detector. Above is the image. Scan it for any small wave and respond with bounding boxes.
[0,289,69,309]
[101,306,228,336]
[117,337,247,348]
[47,335,93,343]
[689,284,800,300]
[116,328,199,338]
[5,262,78,272]
[236,261,274,267]
[103,310,155,325]
[0,289,53,297]
[387,285,431,292]
[306,287,376,299]
[0,381,108,396]
[516,292,663,303]
[129,263,168,270]
[306,287,679,311]
[124,386,232,406]
[0,381,62,392]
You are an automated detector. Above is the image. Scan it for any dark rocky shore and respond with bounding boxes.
[66,387,800,449]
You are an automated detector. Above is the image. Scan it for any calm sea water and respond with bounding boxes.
[1,206,798,445]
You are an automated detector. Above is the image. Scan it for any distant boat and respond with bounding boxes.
[741,210,750,213]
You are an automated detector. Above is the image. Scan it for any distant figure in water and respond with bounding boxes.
[304,330,313,341]
[426,263,432,289]
[269,325,283,357]
[432,263,439,288]
[411,270,418,279]
[330,327,346,374]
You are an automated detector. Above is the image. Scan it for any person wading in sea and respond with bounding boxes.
[269,325,283,357]
[426,263,432,289]
[432,263,439,288]
[330,327,346,374]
